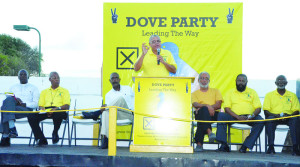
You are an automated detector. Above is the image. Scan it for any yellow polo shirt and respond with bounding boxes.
[39,86,70,107]
[263,90,299,115]
[191,88,223,111]
[136,49,177,77]
[224,87,261,115]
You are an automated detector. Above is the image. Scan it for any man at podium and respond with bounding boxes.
[134,35,177,77]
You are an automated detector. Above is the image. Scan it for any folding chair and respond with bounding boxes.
[228,123,262,153]
[31,111,71,147]
[116,116,134,147]
[264,124,290,152]
[70,99,102,146]
[191,108,218,148]
[14,117,34,146]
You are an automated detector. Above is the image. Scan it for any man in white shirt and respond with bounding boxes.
[0,69,39,146]
[82,72,134,149]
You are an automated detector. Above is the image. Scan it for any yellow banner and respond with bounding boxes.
[103,3,243,142]
[103,3,242,97]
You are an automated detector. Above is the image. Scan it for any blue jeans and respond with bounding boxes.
[0,96,32,134]
[216,112,264,149]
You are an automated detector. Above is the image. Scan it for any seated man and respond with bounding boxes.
[264,75,300,155]
[191,71,223,152]
[216,74,264,153]
[82,72,134,149]
[0,69,39,146]
[28,72,70,146]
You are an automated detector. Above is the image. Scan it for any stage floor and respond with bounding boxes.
[0,145,300,167]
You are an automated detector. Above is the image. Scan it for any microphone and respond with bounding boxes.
[157,48,161,65]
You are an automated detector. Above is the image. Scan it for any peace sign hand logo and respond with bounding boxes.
[227,8,234,24]
[111,8,118,23]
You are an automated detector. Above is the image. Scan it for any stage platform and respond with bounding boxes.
[0,145,300,167]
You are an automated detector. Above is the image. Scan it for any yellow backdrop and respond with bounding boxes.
[103,3,243,141]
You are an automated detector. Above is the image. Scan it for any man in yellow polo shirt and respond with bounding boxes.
[28,72,70,146]
[216,74,264,153]
[192,71,223,152]
[263,75,300,155]
[134,35,177,77]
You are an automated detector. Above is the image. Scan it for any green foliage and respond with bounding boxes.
[0,54,10,75]
[0,34,42,76]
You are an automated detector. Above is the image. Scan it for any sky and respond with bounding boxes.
[1,0,300,80]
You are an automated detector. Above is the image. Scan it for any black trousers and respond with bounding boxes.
[266,116,298,146]
[194,106,218,144]
[296,117,300,146]
[28,112,67,140]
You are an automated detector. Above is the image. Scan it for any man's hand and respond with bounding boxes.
[47,108,59,117]
[236,115,248,120]
[157,55,165,64]
[15,98,23,105]
[207,105,215,116]
[274,114,280,118]
[101,104,107,112]
[142,43,149,56]
[47,112,53,117]
[194,108,200,115]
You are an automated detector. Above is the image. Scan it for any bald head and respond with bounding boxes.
[18,69,29,84]
[110,72,121,91]
[49,71,60,89]
[275,75,287,90]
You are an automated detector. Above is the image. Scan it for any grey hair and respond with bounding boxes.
[49,71,59,79]
[198,71,210,81]
[18,69,29,78]
[149,35,161,43]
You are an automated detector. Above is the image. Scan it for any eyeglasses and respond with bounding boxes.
[199,77,209,81]
[151,40,161,44]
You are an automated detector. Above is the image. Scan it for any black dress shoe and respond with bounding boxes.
[217,143,230,152]
[9,127,18,138]
[0,137,10,147]
[266,146,275,154]
[36,138,48,147]
[239,145,247,153]
[52,132,59,144]
[292,145,300,156]
[100,137,108,149]
[82,110,101,121]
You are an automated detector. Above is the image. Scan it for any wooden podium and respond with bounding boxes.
[130,77,194,153]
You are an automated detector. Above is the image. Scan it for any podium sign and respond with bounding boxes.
[130,77,193,153]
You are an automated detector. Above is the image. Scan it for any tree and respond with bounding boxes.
[0,34,42,76]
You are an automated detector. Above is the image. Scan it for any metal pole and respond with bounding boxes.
[30,27,41,77]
